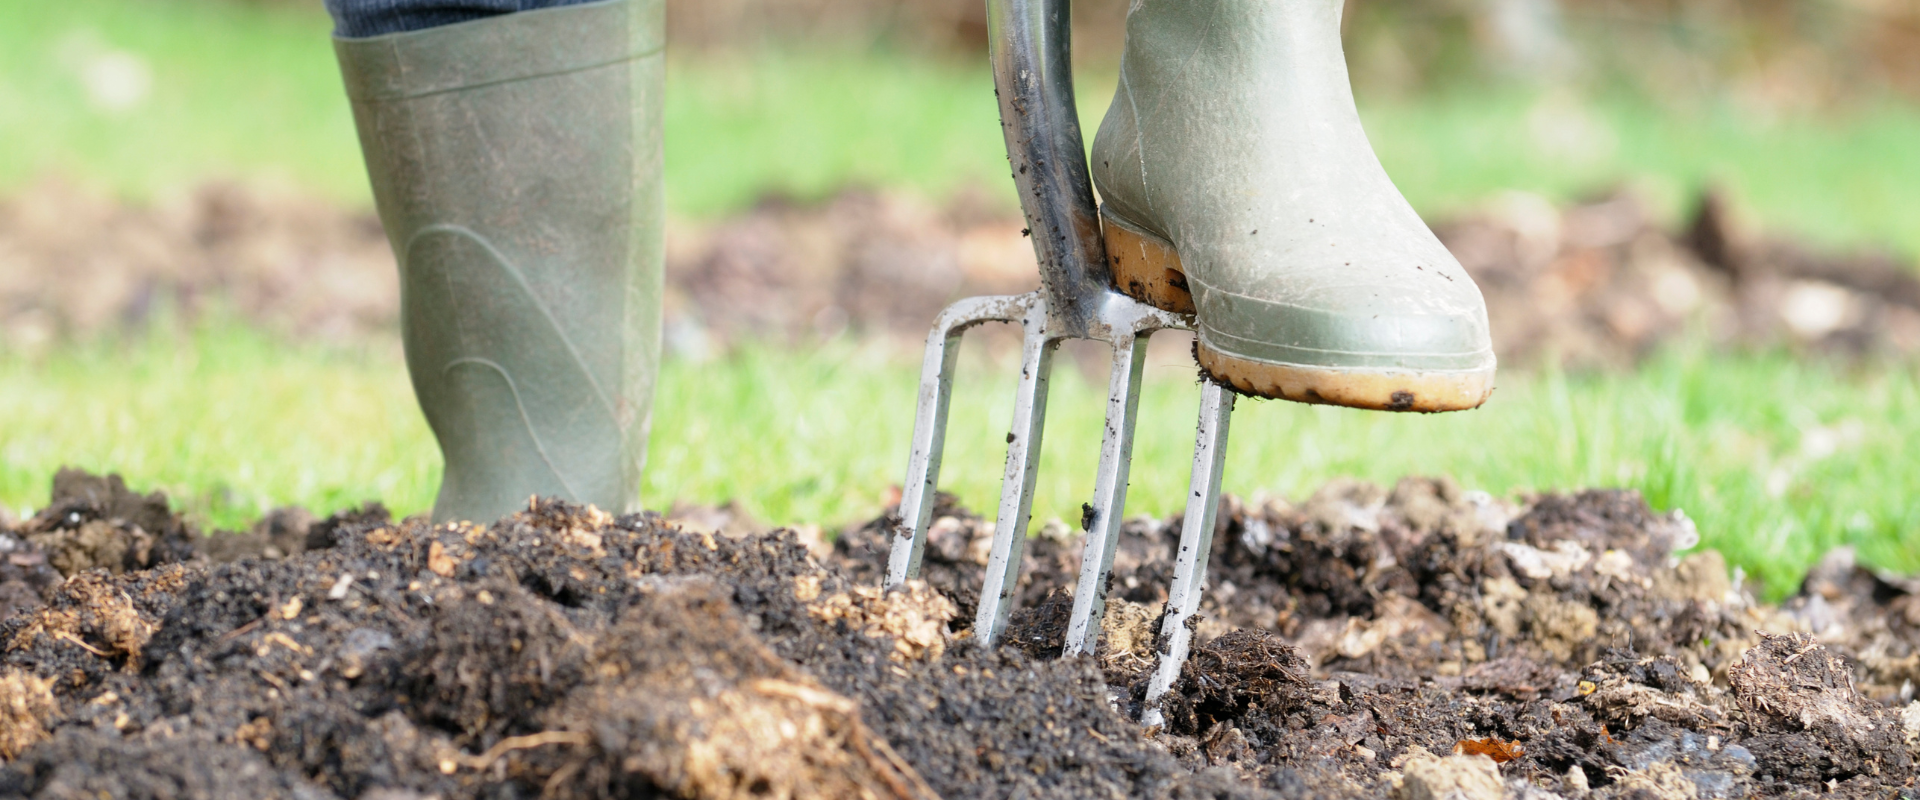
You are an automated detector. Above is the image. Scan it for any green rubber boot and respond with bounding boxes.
[1092,0,1495,412]
[335,0,663,523]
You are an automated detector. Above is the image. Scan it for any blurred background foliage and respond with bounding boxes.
[658,0,1920,106]
[7,0,1916,250]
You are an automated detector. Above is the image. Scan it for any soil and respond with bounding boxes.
[0,469,1911,799]
[4,180,1916,368]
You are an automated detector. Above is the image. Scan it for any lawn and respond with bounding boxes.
[3,326,1915,598]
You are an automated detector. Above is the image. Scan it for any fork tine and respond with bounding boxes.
[1063,331,1151,656]
[1141,380,1235,727]
[885,324,964,587]
[888,294,1037,589]
[973,301,1057,647]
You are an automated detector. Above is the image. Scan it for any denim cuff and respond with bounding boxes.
[326,0,602,38]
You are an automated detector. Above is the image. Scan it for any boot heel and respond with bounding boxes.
[1100,207,1195,315]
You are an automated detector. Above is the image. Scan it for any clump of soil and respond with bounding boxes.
[0,470,1914,799]
[1390,747,1507,800]
[0,671,56,759]
[1150,628,1313,740]
[1727,632,1912,789]
[835,476,1919,798]
[16,469,198,578]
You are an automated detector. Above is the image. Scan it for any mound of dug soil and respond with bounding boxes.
[0,471,1914,799]
[834,479,1920,798]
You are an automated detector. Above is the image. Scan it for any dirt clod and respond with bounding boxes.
[0,671,55,759]
[0,472,1915,799]
[1727,632,1912,785]
[547,577,934,800]
[19,469,197,576]
[1157,629,1312,737]
[805,581,955,662]
[1391,747,1506,800]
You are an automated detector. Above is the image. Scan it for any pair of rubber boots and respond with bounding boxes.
[336,0,1493,525]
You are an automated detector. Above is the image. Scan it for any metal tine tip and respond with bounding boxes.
[1142,380,1236,728]
[972,299,1056,644]
[883,300,1238,709]
[1061,329,1150,657]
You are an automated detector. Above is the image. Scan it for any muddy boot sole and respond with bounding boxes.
[1101,206,1495,412]
[1102,207,1196,315]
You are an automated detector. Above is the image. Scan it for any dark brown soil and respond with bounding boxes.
[0,470,1912,799]
[832,477,1920,798]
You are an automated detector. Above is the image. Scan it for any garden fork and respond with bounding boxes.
[882,0,1232,726]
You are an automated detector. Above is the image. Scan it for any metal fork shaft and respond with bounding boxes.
[987,0,1108,331]
[1141,380,1235,728]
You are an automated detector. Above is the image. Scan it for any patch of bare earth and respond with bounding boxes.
[3,180,1917,367]
[0,471,1910,798]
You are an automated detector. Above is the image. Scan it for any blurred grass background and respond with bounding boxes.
[5,0,1919,251]
[5,322,1915,595]
[1,0,1917,592]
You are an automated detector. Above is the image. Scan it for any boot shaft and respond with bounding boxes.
[1098,0,1378,230]
[337,0,665,384]
[1120,0,1354,104]
[337,0,664,521]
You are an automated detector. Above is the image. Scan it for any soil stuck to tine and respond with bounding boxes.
[0,469,1913,799]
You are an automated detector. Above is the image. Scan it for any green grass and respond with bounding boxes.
[3,326,1915,598]
[0,0,367,202]
[3,0,1918,256]
[0,329,433,528]
[664,48,1002,215]
[1365,89,1920,258]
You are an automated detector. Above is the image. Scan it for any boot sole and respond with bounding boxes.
[1102,208,1196,314]
[1100,207,1495,412]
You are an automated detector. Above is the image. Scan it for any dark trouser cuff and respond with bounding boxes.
[325,0,600,38]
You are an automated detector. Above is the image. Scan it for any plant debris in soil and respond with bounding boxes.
[0,468,1912,799]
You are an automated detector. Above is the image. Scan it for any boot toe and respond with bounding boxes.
[1191,280,1496,412]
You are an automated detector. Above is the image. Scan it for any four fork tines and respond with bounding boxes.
[881,285,1235,728]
